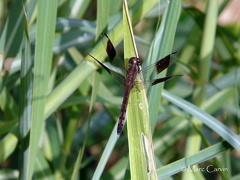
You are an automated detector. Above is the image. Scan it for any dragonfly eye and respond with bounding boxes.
[137,58,141,66]
[129,57,134,64]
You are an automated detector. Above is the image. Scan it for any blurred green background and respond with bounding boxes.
[0,0,239,179]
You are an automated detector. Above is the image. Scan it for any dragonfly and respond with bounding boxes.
[89,33,181,137]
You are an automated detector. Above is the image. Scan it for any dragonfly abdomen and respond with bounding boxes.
[117,88,131,136]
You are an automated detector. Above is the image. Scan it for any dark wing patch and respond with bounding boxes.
[151,75,182,86]
[155,52,178,74]
[103,33,116,62]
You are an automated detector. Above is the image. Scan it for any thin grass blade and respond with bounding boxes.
[26,1,58,179]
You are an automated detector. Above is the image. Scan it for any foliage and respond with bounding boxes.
[0,0,239,179]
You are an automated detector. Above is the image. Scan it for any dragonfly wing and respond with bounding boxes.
[106,67,126,88]
[103,33,117,62]
[90,33,127,87]
[89,54,112,75]
[155,51,178,74]
[102,33,124,65]
[151,75,182,85]
[131,74,182,92]
[131,51,181,92]
[90,53,126,86]
[141,51,178,76]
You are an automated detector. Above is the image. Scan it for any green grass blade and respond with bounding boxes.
[123,0,157,179]
[35,151,54,179]
[0,87,18,120]
[96,0,109,38]
[157,140,232,178]
[198,0,219,103]
[74,0,92,19]
[19,8,33,179]
[71,147,83,180]
[147,0,181,131]
[26,1,58,179]
[92,124,118,180]
[19,8,32,138]
[0,127,18,163]
[71,72,101,179]
[45,61,95,119]
[162,90,240,152]
[203,87,236,114]
[184,1,219,178]
[0,120,18,136]
[0,0,24,92]
[0,88,18,163]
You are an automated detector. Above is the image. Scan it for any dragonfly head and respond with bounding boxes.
[129,57,141,66]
